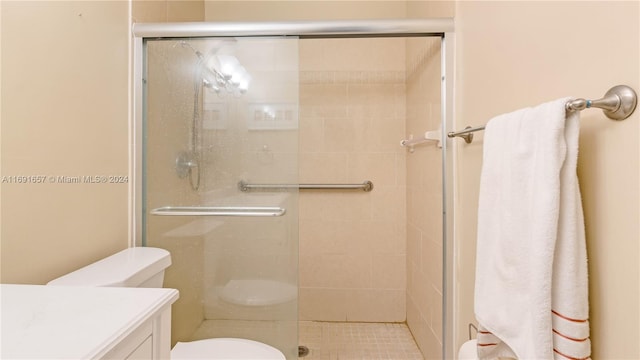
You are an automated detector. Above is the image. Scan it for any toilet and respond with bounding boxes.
[47,247,286,360]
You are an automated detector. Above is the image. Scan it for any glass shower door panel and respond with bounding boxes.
[143,37,299,359]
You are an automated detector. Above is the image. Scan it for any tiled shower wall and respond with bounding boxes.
[298,38,408,322]
[405,37,444,359]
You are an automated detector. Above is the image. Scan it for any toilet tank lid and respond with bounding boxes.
[47,247,171,287]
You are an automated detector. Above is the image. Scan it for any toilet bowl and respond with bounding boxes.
[47,247,286,360]
[172,338,284,359]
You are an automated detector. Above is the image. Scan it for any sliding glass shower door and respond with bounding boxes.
[141,36,299,359]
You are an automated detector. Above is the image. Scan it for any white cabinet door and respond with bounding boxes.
[127,336,154,360]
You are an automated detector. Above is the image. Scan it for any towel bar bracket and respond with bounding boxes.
[565,84,637,121]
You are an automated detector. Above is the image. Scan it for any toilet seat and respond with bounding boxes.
[171,338,286,359]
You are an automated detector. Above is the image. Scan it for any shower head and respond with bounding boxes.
[176,39,250,95]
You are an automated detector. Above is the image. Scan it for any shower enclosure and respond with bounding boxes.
[133,19,455,359]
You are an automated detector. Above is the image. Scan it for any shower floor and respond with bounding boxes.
[190,320,424,359]
[299,321,424,360]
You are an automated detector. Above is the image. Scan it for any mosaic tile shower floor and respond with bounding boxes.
[190,320,424,360]
[298,321,424,360]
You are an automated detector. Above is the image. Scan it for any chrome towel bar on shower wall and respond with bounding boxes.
[448,85,638,144]
[238,180,374,192]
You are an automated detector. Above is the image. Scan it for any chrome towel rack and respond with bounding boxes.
[150,206,286,217]
[238,180,374,192]
[448,85,637,144]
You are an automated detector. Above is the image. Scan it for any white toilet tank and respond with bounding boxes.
[47,247,171,288]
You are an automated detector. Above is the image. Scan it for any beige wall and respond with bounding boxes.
[205,1,406,21]
[1,1,130,284]
[133,1,204,22]
[454,1,640,358]
[0,0,204,281]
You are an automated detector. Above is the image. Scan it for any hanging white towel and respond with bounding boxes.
[474,98,591,360]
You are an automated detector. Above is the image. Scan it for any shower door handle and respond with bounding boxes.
[150,206,286,217]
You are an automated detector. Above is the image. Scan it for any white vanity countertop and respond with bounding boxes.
[1,284,179,359]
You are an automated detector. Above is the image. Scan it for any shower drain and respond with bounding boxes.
[298,345,310,357]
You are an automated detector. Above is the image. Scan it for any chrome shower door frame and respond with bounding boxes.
[131,18,457,359]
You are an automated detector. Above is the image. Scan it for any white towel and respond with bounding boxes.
[474,98,590,360]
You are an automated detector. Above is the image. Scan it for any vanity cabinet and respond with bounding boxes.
[101,307,171,360]
[0,284,178,359]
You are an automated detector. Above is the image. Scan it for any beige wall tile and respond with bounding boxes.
[409,262,430,317]
[348,117,403,153]
[372,255,406,290]
[348,153,400,187]
[300,192,373,222]
[299,116,324,154]
[300,83,349,107]
[407,224,421,269]
[348,219,404,256]
[422,326,443,360]
[299,40,326,71]
[422,238,443,293]
[299,288,347,321]
[345,289,405,322]
[429,284,443,342]
[371,185,407,224]
[299,220,348,256]
[406,298,430,356]
[322,118,356,152]
[299,254,371,289]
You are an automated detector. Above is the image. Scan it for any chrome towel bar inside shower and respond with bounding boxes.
[238,180,374,192]
[448,85,637,144]
[150,206,286,217]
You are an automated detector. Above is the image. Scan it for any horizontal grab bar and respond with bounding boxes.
[150,206,286,217]
[238,180,374,192]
